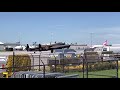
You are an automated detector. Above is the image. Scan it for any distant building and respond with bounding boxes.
[0,42,4,51]
[70,44,90,50]
[4,42,20,49]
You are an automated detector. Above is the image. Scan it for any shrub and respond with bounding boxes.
[5,54,31,76]
[49,61,117,72]
[89,62,116,71]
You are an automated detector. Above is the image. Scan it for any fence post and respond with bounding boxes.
[116,60,118,78]
[84,51,88,78]
[82,56,85,78]
[13,51,15,73]
[55,56,57,72]
[63,58,64,73]
[86,62,88,78]
[39,55,40,71]
[33,55,34,70]
[68,64,69,73]
[30,54,34,70]
[40,59,45,78]
[43,65,45,78]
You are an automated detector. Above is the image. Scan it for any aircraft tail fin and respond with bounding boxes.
[103,40,108,46]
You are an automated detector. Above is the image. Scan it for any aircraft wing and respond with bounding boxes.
[50,45,70,49]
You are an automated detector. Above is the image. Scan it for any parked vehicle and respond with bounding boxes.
[0,57,7,73]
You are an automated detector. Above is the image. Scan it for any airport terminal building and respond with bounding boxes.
[4,42,20,48]
[0,42,20,51]
[70,44,89,50]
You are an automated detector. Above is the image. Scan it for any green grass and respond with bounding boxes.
[65,69,120,78]
[0,50,7,52]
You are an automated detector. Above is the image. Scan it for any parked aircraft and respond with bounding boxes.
[102,46,120,53]
[5,46,13,51]
[92,40,108,48]
[14,45,26,51]
[91,40,120,53]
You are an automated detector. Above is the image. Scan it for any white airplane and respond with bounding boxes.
[102,46,120,53]
[92,40,108,48]
[92,40,120,53]
[14,45,26,51]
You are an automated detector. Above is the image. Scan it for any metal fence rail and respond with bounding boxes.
[56,74,79,78]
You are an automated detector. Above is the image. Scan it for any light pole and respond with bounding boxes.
[18,32,21,45]
[90,33,93,47]
[51,32,53,44]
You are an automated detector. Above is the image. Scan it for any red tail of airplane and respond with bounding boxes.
[103,40,108,46]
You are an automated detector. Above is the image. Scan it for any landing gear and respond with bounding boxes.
[51,49,53,53]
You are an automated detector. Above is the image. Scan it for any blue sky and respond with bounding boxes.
[0,12,120,45]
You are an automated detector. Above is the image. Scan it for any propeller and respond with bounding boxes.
[26,44,29,51]
[39,44,42,51]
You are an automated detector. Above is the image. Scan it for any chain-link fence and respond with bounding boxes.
[47,55,84,78]
[83,51,119,78]
[0,51,119,78]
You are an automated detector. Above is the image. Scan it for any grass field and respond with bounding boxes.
[65,69,120,78]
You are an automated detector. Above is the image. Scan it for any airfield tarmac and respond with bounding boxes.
[0,51,51,56]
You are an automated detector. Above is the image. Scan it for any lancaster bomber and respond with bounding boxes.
[26,42,71,53]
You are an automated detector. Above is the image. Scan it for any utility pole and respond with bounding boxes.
[90,33,93,47]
